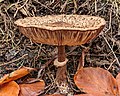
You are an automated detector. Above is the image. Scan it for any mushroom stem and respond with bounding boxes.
[55,45,68,94]
[58,45,66,62]
[57,46,66,81]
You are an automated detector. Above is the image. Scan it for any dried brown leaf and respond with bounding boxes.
[19,80,45,96]
[74,67,119,96]
[46,94,94,96]
[116,73,120,93]
[0,81,20,96]
[74,94,94,96]
[46,94,64,96]
[0,67,35,85]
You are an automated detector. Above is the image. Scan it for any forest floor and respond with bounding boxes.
[0,0,120,95]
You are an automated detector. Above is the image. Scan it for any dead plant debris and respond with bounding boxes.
[0,0,120,95]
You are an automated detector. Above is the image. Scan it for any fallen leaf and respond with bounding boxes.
[45,94,64,96]
[116,73,120,93]
[0,67,35,85]
[46,94,94,96]
[74,94,94,96]
[19,80,45,96]
[74,67,119,96]
[0,81,20,96]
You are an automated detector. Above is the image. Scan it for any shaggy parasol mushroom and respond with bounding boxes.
[15,14,105,93]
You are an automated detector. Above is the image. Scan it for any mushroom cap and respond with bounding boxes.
[15,14,105,46]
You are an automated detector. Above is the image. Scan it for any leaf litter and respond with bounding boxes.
[0,0,120,95]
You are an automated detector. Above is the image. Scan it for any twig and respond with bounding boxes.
[0,54,28,67]
[104,6,112,34]
[77,49,85,70]
[95,0,97,13]
[107,59,116,70]
[60,0,68,12]
[76,0,89,12]
[34,0,53,12]
[0,6,7,31]
[73,0,77,13]
[37,57,55,78]
[97,1,108,11]
[14,0,29,17]
[0,28,4,35]
[102,34,120,67]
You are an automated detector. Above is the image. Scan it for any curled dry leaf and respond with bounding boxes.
[74,94,94,96]
[116,73,120,93]
[74,67,119,96]
[0,67,35,85]
[0,81,20,96]
[46,94,94,96]
[45,94,65,96]
[19,80,45,96]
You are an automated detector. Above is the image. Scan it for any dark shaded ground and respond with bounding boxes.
[0,0,120,95]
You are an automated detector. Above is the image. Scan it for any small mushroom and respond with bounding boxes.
[15,14,105,94]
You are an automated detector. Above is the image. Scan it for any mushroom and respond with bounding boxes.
[15,14,105,94]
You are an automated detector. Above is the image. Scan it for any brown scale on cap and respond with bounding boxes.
[15,14,106,94]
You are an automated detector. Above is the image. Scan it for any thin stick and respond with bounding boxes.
[60,0,68,12]
[0,54,28,67]
[73,0,77,13]
[95,0,97,13]
[37,57,56,78]
[77,49,85,70]
[107,59,116,70]
[14,0,29,17]
[102,34,120,67]
[34,0,53,12]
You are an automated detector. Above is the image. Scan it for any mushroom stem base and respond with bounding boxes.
[56,65,66,82]
[56,65,69,94]
[56,45,69,94]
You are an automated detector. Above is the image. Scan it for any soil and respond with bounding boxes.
[0,0,120,95]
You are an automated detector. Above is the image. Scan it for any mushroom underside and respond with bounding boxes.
[18,26,104,46]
